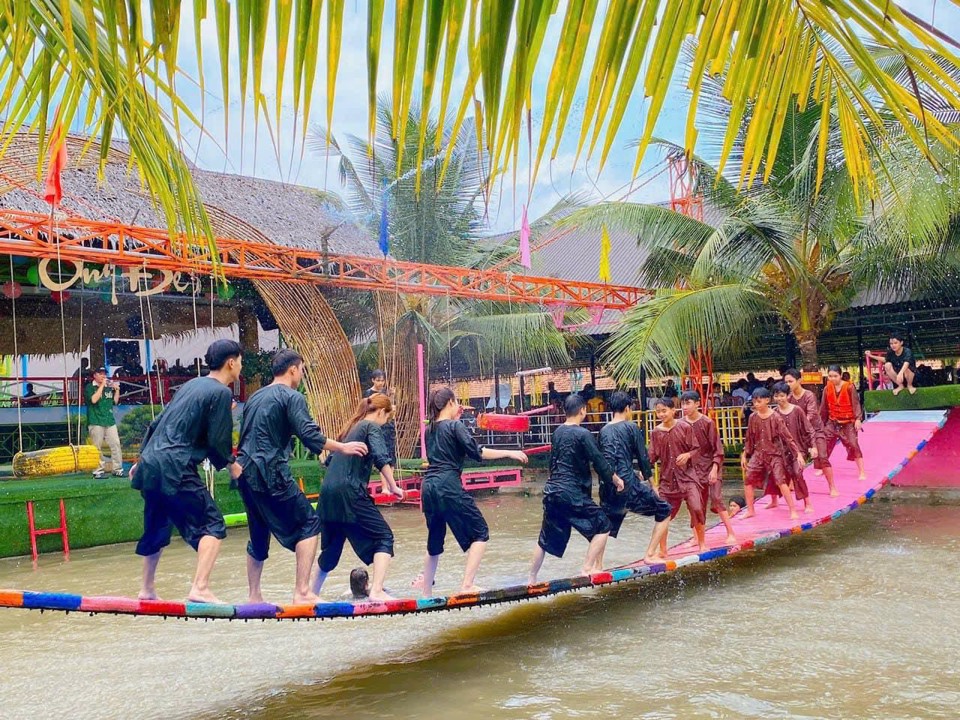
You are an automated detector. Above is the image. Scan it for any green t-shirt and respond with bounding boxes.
[84,382,117,427]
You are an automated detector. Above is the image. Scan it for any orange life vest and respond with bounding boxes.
[825,381,856,424]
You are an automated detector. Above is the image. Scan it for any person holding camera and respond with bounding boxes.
[86,366,124,478]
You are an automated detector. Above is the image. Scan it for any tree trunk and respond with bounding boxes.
[236,303,262,394]
[795,330,819,372]
[375,292,422,460]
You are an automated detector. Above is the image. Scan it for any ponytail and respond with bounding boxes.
[426,387,456,437]
[338,393,392,441]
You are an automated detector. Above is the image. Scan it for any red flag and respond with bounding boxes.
[43,114,68,208]
[519,205,531,269]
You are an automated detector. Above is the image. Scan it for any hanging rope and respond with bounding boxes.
[52,217,74,447]
[8,255,23,454]
[143,266,165,410]
[136,263,156,420]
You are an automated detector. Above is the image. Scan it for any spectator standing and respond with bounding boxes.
[86,367,124,478]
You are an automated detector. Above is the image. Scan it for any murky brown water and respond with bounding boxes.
[1,494,958,719]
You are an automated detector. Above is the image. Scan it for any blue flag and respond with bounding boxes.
[378,192,389,256]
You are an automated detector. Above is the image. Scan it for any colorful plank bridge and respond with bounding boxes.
[0,410,950,622]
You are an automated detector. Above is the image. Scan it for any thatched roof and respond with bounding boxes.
[0,133,380,256]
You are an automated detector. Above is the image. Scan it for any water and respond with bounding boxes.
[1,494,958,719]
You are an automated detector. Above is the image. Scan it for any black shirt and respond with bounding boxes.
[423,419,483,489]
[546,423,614,504]
[133,376,234,494]
[236,384,329,494]
[320,420,392,523]
[885,347,916,373]
[363,387,397,463]
[599,421,652,486]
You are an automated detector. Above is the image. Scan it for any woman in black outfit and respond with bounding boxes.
[418,387,528,597]
[313,394,404,600]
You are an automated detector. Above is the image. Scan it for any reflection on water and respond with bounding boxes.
[1,495,959,720]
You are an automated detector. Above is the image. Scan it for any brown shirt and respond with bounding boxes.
[789,388,825,442]
[775,405,814,455]
[649,421,699,493]
[684,414,724,482]
[744,411,802,461]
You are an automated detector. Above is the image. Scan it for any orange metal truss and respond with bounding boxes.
[0,210,650,311]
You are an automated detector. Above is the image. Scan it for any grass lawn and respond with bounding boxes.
[864,384,960,413]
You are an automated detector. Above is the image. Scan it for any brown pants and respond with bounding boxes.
[825,421,863,461]
[746,453,787,490]
[661,482,706,528]
[765,456,808,500]
[812,436,831,469]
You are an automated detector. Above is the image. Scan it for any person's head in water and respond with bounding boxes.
[751,386,772,410]
[653,397,675,423]
[827,364,844,387]
[339,393,393,440]
[426,386,458,431]
[679,390,701,418]
[349,568,370,599]
[371,369,387,393]
[564,394,587,423]
[271,348,304,388]
[607,390,632,417]
[772,382,791,407]
[728,496,745,514]
[205,339,244,383]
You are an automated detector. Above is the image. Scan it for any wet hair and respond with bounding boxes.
[205,339,243,371]
[608,390,632,414]
[339,393,393,441]
[889,332,906,343]
[653,397,674,409]
[371,369,386,381]
[564,393,586,417]
[426,387,456,434]
[271,348,303,376]
[828,364,842,375]
[751,387,771,400]
[772,381,790,396]
[679,390,701,403]
[730,495,745,508]
[783,368,801,381]
[349,568,369,599]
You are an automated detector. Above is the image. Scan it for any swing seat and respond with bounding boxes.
[11,445,101,478]
[477,414,530,432]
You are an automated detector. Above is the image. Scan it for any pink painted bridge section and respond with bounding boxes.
[0,410,949,621]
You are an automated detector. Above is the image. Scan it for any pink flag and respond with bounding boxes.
[519,205,531,269]
[43,108,68,209]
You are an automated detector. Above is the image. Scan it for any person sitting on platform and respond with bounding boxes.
[884,333,917,396]
[821,365,867,481]
[783,368,839,497]
[130,339,244,604]
[772,383,816,514]
[236,349,368,605]
[680,390,737,545]
[649,398,706,553]
[314,393,404,601]
[741,388,805,520]
[418,387,528,596]
[85,368,124,478]
[529,394,622,583]
[597,391,671,566]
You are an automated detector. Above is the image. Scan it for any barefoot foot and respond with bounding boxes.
[725,534,737,545]
[893,386,903,396]
[456,585,485,595]
[829,487,840,497]
[859,473,868,481]
[746,510,756,518]
[908,386,917,395]
[137,590,159,601]
[789,512,799,520]
[804,505,815,514]
[247,594,265,605]
[292,592,320,605]
[367,590,394,601]
[187,588,221,604]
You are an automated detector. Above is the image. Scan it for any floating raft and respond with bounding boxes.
[0,410,949,621]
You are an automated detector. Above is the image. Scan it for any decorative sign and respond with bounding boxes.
[37,258,202,305]
[801,371,823,385]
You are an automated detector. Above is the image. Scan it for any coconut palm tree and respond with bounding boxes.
[309,100,579,455]
[553,80,960,377]
[4,2,960,248]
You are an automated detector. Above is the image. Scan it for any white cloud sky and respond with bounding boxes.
[168,0,960,236]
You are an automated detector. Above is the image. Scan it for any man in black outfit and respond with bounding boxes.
[236,349,368,605]
[884,332,918,396]
[131,339,244,604]
[528,394,623,583]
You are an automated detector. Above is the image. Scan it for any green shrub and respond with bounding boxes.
[864,385,960,413]
[118,405,164,448]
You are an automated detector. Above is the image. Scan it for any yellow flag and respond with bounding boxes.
[598,224,612,282]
